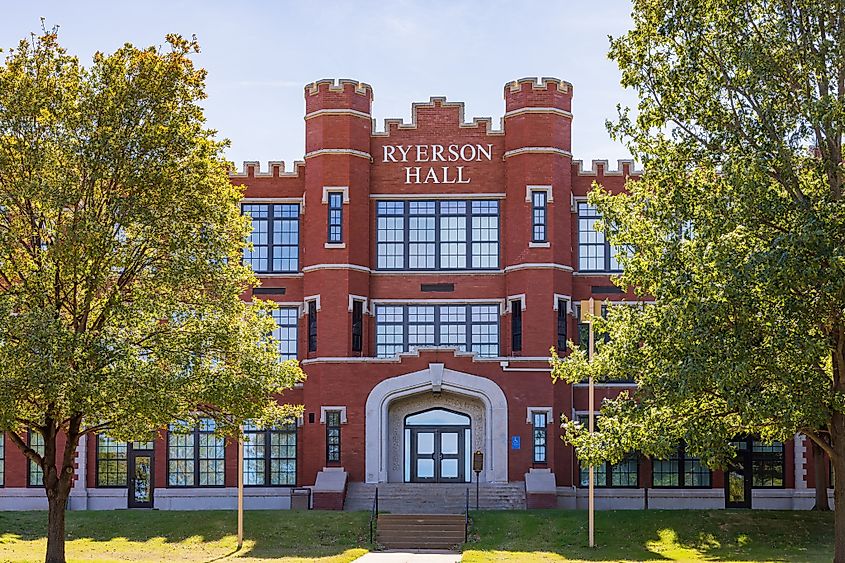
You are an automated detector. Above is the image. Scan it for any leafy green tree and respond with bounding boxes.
[550,0,845,556]
[0,31,304,563]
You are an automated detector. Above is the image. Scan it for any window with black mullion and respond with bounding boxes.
[511,301,522,353]
[531,191,547,242]
[327,192,343,243]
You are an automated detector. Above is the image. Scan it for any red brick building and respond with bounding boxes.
[0,77,817,511]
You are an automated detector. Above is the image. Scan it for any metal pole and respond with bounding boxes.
[475,470,480,511]
[588,297,595,549]
[237,424,244,550]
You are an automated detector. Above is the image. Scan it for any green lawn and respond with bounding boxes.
[0,510,370,562]
[464,509,835,562]
[0,509,835,562]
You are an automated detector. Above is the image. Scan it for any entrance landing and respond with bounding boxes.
[344,482,526,513]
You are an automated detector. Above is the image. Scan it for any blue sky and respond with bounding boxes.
[1,1,638,169]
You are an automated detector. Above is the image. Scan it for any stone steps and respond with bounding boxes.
[376,513,467,550]
[344,482,526,512]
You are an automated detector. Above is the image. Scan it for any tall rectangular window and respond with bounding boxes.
[532,411,548,463]
[578,203,626,272]
[243,421,297,486]
[242,203,299,273]
[272,307,298,361]
[556,299,568,352]
[0,433,4,487]
[326,411,341,464]
[351,300,364,353]
[576,415,638,487]
[752,441,785,488]
[168,419,225,487]
[531,191,547,243]
[374,303,499,358]
[652,442,710,488]
[511,301,522,353]
[376,200,499,270]
[96,435,128,487]
[307,301,317,353]
[28,431,44,487]
[327,192,343,243]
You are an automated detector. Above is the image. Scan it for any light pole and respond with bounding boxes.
[237,423,244,550]
[580,298,601,549]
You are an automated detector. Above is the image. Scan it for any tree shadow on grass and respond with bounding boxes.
[464,509,835,562]
[0,509,373,562]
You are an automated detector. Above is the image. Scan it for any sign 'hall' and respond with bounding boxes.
[0,78,815,513]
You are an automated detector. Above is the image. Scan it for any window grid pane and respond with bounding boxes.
[0,434,4,487]
[97,435,128,487]
[272,307,298,361]
[326,411,341,464]
[532,412,547,463]
[270,426,297,485]
[752,441,784,488]
[328,192,343,243]
[532,191,547,242]
[375,304,499,358]
[376,200,498,270]
[242,203,299,273]
[168,425,195,487]
[28,432,44,486]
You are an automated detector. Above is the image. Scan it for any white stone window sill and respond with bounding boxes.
[324,242,346,249]
[529,242,550,248]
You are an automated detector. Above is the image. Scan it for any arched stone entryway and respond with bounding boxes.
[365,363,508,483]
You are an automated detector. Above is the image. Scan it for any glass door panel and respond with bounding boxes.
[128,451,154,508]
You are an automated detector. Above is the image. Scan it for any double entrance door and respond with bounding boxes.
[409,427,466,483]
[127,442,155,508]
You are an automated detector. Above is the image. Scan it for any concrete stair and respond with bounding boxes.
[344,482,526,513]
[376,514,467,550]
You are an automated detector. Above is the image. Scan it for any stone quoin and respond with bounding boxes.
[0,77,824,511]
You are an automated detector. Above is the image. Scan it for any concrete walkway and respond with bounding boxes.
[354,550,461,562]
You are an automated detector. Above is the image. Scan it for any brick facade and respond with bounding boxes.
[0,77,815,511]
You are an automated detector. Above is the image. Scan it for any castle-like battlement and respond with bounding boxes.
[305,78,373,99]
[372,97,503,137]
[505,77,573,94]
[573,159,642,177]
[229,160,305,179]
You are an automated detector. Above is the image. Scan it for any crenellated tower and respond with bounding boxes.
[302,79,373,358]
[502,77,574,357]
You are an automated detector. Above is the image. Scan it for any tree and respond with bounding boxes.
[0,31,305,563]
[550,0,845,556]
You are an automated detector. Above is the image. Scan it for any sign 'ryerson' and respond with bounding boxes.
[382,144,494,184]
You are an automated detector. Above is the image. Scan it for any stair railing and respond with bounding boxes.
[369,487,379,544]
[464,487,470,542]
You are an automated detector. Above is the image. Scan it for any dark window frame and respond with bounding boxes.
[511,301,523,353]
[326,410,342,465]
[556,299,568,352]
[751,439,786,489]
[374,303,500,358]
[307,300,318,353]
[95,434,129,488]
[577,202,623,273]
[375,200,500,271]
[241,203,300,273]
[166,420,226,488]
[575,415,639,488]
[651,442,712,489]
[272,306,299,361]
[242,423,298,487]
[0,432,4,488]
[351,300,364,353]
[531,190,548,243]
[27,430,44,488]
[327,192,343,243]
[532,411,548,464]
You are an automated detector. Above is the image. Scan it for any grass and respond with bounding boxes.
[0,509,835,562]
[464,509,835,562]
[0,510,370,562]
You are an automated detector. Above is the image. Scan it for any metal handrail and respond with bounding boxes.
[369,487,379,544]
[465,487,470,542]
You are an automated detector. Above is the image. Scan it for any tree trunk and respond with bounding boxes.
[45,492,68,563]
[814,441,831,511]
[834,455,845,563]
